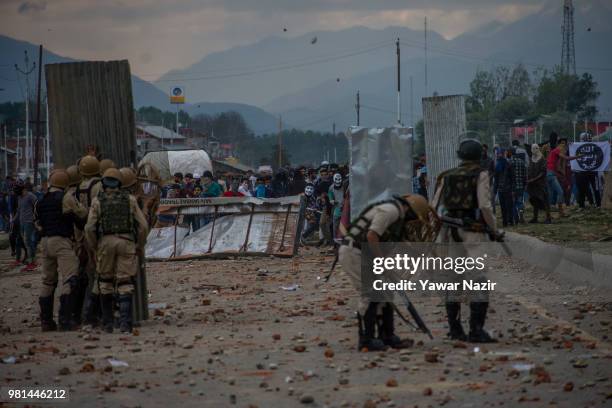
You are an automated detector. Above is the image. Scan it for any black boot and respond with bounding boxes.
[357,302,387,352]
[72,273,88,326]
[83,292,100,327]
[100,294,115,333]
[446,302,467,341]
[118,294,133,334]
[39,295,57,332]
[379,303,413,349]
[468,302,497,343]
[58,294,77,331]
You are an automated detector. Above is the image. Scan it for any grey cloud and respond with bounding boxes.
[18,0,46,14]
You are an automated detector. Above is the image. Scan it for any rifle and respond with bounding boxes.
[440,215,511,254]
[395,290,434,339]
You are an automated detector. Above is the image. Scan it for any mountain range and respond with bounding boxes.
[1,0,611,134]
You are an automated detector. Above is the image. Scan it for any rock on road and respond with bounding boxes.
[0,245,611,407]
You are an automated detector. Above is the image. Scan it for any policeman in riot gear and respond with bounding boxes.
[339,194,438,351]
[85,168,149,333]
[432,138,497,343]
[99,159,117,176]
[120,167,137,194]
[65,164,87,325]
[35,170,88,331]
[77,155,104,326]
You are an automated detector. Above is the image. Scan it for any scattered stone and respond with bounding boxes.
[58,367,70,375]
[386,378,398,387]
[424,352,438,363]
[80,363,95,373]
[422,387,433,396]
[324,348,334,358]
[293,345,306,353]
[300,395,314,404]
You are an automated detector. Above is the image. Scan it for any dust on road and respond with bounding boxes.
[1,246,611,407]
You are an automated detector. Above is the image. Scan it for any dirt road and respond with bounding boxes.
[1,245,611,407]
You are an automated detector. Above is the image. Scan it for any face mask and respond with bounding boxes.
[333,173,342,186]
[305,186,314,196]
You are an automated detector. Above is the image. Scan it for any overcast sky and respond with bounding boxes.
[1,0,545,79]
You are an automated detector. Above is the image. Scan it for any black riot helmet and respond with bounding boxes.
[457,138,483,161]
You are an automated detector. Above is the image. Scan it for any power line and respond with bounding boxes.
[153,42,392,83]
[139,40,391,79]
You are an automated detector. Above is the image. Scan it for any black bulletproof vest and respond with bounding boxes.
[37,191,74,238]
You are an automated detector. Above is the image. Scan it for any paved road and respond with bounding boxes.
[0,245,610,407]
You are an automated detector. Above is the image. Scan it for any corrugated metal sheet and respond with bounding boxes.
[422,95,466,198]
[45,60,137,167]
[349,126,413,218]
[145,196,305,259]
[137,125,185,140]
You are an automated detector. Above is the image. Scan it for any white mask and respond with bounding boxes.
[333,173,342,186]
[305,185,314,196]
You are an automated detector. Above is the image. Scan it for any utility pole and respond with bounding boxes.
[424,17,428,97]
[278,115,282,168]
[396,38,401,125]
[410,75,414,128]
[3,125,7,176]
[33,45,43,184]
[15,50,35,179]
[45,97,50,173]
[16,128,20,175]
[355,90,360,126]
[332,122,336,137]
[174,104,179,145]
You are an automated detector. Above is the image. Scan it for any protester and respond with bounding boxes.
[526,144,551,223]
[238,178,252,197]
[223,179,244,197]
[9,184,26,265]
[17,182,39,271]
[183,173,195,197]
[575,132,601,209]
[201,171,222,197]
[328,173,345,241]
[510,147,527,224]
[546,138,580,216]
[495,149,514,227]
[255,178,267,198]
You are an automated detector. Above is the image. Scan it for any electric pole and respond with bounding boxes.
[278,115,282,169]
[410,75,414,128]
[15,50,35,177]
[424,17,428,96]
[355,91,360,126]
[396,38,401,125]
[34,45,43,184]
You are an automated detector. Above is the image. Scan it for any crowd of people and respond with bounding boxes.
[158,163,351,244]
[483,132,605,226]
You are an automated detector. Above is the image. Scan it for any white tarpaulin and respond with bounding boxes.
[145,196,304,260]
[349,126,413,218]
[139,150,213,182]
[569,142,610,172]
